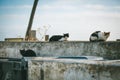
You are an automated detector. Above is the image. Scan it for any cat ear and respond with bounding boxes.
[104,32,110,36]
[104,32,106,35]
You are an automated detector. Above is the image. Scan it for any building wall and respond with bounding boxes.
[0,41,120,59]
[1,57,120,80]
[0,41,120,80]
[27,58,120,80]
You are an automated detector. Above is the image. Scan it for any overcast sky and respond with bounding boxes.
[0,0,120,41]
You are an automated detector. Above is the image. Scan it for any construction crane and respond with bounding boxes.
[25,0,39,41]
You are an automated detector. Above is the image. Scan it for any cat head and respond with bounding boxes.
[20,49,26,55]
[104,32,110,39]
[63,33,69,41]
[63,33,69,38]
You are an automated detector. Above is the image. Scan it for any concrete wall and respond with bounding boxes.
[0,41,120,59]
[1,57,120,80]
[0,60,27,80]
[27,57,120,80]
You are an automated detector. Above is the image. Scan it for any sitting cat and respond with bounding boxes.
[20,49,36,57]
[49,33,69,41]
[89,31,110,42]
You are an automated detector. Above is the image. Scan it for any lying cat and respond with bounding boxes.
[89,31,110,42]
[49,33,69,41]
[20,49,36,57]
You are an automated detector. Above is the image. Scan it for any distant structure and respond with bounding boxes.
[5,38,24,42]
[45,35,49,41]
[28,30,38,41]
[116,39,120,41]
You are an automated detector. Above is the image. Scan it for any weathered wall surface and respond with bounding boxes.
[0,60,27,80]
[1,57,120,80]
[27,58,120,80]
[0,41,120,59]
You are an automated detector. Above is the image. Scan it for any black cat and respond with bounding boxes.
[49,33,69,41]
[20,49,36,57]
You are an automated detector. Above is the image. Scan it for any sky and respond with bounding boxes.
[0,0,120,41]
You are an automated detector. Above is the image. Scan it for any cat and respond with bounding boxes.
[49,33,69,41]
[89,31,110,42]
[20,49,36,57]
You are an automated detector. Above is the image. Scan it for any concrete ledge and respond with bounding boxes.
[27,57,120,80]
[0,41,120,59]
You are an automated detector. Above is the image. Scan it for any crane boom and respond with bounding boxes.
[25,0,39,41]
